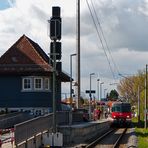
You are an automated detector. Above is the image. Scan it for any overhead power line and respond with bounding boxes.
[90,0,120,75]
[86,0,120,79]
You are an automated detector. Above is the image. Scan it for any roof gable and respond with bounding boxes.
[0,35,48,65]
[0,35,70,82]
[0,35,52,74]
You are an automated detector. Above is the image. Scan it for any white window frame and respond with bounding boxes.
[22,77,50,92]
[34,77,43,90]
[22,78,32,90]
[44,78,50,90]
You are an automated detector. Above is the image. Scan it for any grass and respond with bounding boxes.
[135,128,148,148]
[132,117,148,148]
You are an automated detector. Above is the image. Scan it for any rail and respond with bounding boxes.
[113,128,127,148]
[84,128,127,148]
[85,128,115,148]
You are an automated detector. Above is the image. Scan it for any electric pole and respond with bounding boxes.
[76,0,80,108]
[145,64,147,129]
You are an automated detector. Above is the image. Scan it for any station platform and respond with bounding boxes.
[58,119,110,147]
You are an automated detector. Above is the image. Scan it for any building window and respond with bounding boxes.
[34,78,43,90]
[44,78,49,90]
[23,78,32,90]
[22,77,50,91]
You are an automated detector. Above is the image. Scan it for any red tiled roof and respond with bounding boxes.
[0,35,52,74]
[0,35,70,81]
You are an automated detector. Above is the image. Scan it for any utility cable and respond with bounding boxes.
[90,0,120,76]
[86,0,116,80]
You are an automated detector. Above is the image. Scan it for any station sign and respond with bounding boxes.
[85,90,96,94]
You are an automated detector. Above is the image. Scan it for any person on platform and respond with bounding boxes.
[98,108,101,119]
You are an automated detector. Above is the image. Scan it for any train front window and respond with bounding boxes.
[112,104,131,112]
[121,105,131,112]
[112,106,120,112]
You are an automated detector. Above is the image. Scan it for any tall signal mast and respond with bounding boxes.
[76,0,80,108]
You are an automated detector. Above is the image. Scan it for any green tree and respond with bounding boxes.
[117,70,145,120]
[108,89,119,100]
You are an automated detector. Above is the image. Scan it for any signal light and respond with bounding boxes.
[56,62,62,72]
[72,89,74,94]
[50,18,61,40]
[50,7,61,41]
[50,42,61,60]
[52,7,60,18]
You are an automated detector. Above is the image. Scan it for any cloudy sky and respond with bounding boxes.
[0,0,148,99]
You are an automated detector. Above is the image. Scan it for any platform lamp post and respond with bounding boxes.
[69,53,76,125]
[97,79,100,100]
[89,73,95,120]
[145,64,148,129]
[104,89,107,98]
[100,82,104,100]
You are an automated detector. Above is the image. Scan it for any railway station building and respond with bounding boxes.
[0,34,70,115]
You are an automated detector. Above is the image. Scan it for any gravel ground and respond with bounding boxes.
[64,128,138,148]
[126,128,138,148]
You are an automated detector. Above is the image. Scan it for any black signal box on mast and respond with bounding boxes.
[49,6,62,134]
[50,42,61,60]
[52,7,60,17]
[50,7,61,41]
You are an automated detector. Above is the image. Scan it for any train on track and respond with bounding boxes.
[110,102,132,127]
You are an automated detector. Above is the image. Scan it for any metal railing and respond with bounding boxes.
[14,111,84,145]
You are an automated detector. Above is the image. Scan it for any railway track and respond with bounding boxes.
[113,128,127,148]
[80,128,128,148]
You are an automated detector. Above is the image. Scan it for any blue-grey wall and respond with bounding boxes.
[0,76,61,108]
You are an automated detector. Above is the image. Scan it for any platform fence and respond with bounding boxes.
[14,111,83,145]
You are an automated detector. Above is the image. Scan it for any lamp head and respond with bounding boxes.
[90,73,95,76]
[71,53,77,56]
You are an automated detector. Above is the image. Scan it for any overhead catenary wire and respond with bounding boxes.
[90,0,120,75]
[86,0,115,80]
[86,0,120,80]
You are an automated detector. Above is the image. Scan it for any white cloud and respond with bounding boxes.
[1,0,148,97]
[138,0,148,16]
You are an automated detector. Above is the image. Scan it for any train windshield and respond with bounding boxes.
[112,103,131,112]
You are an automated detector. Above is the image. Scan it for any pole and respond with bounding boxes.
[89,74,92,120]
[97,79,100,100]
[145,64,147,129]
[104,89,107,98]
[89,73,95,120]
[76,0,80,109]
[70,55,72,108]
[70,54,72,125]
[100,84,102,100]
[100,82,104,100]
[53,40,56,133]
[138,85,140,124]
[70,54,76,125]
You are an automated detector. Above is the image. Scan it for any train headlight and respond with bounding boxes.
[127,115,130,118]
[113,115,116,118]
